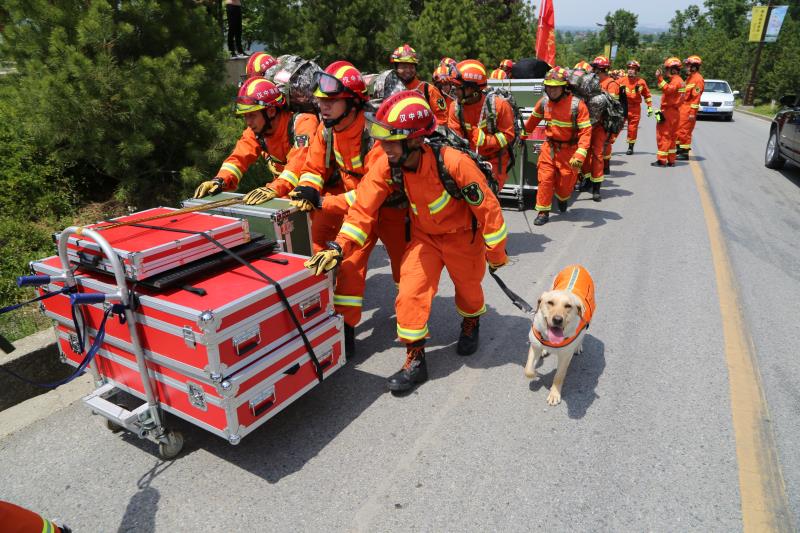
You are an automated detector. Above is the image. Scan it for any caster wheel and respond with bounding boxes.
[158,431,184,460]
[105,419,124,433]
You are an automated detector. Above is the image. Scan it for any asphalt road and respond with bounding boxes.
[1,107,798,532]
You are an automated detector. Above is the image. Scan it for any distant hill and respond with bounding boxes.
[558,25,666,35]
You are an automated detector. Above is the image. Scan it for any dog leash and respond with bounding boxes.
[489,270,534,314]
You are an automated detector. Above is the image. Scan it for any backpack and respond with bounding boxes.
[566,69,601,100]
[366,69,406,104]
[567,69,625,132]
[265,55,322,114]
[455,89,522,174]
[425,131,499,198]
[600,92,625,134]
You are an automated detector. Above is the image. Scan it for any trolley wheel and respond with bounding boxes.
[158,430,184,460]
[105,419,124,433]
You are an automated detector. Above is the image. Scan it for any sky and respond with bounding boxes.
[548,0,704,29]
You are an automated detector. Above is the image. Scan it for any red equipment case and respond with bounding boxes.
[33,252,333,379]
[55,315,345,443]
[57,208,251,281]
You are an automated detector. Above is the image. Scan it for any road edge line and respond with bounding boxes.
[689,159,793,531]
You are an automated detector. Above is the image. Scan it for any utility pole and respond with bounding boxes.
[744,0,773,106]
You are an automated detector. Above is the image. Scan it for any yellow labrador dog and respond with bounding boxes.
[524,265,595,405]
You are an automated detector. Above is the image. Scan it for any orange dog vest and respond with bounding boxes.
[532,264,595,348]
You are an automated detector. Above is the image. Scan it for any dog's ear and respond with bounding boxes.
[576,302,584,319]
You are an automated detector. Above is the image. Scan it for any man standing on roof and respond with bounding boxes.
[448,59,516,189]
[193,77,319,205]
[676,55,704,160]
[524,67,592,226]
[652,57,685,167]
[288,60,409,357]
[619,60,653,155]
[390,44,448,125]
[304,91,508,394]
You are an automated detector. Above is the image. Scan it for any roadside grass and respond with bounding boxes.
[735,98,778,118]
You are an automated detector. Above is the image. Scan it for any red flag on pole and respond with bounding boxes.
[536,0,556,67]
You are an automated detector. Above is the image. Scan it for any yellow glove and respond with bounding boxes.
[647,106,653,117]
[289,186,321,212]
[568,157,583,169]
[304,245,343,276]
[193,178,225,199]
[242,186,277,205]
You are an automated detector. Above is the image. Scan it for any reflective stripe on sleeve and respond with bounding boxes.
[530,109,544,118]
[577,120,592,129]
[278,170,299,186]
[299,173,324,188]
[344,190,357,206]
[475,129,486,147]
[575,147,588,158]
[483,221,508,247]
[339,222,368,246]
[494,132,508,148]
[690,104,700,109]
[428,190,451,215]
[221,162,243,181]
[351,154,363,169]
[658,80,667,89]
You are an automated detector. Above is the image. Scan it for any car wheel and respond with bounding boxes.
[765,129,785,169]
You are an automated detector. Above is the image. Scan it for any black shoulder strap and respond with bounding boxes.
[570,96,580,144]
[429,143,463,199]
[423,81,430,102]
[360,126,373,167]
[288,112,297,143]
[456,102,467,137]
[323,127,333,169]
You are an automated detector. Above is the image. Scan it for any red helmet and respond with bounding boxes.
[591,56,610,70]
[433,64,451,83]
[245,52,278,79]
[684,55,702,66]
[543,67,568,86]
[366,90,436,141]
[390,44,419,64]
[574,60,591,71]
[489,68,508,80]
[235,78,285,114]
[626,60,641,70]
[313,60,369,100]
[664,57,682,69]
[450,59,487,88]
[500,59,514,71]
[440,57,457,69]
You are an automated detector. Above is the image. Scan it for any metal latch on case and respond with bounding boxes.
[182,326,196,348]
[249,385,276,417]
[187,382,207,411]
[299,295,322,319]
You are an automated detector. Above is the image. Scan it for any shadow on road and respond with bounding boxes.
[777,163,800,188]
[527,334,605,419]
[116,460,177,533]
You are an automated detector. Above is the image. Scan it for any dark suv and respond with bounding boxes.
[765,94,800,169]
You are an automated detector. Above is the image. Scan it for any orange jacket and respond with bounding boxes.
[216,111,318,193]
[531,264,595,349]
[600,76,621,101]
[296,112,381,215]
[335,146,508,264]
[683,72,705,110]
[658,74,684,109]
[620,76,653,107]
[524,95,592,163]
[448,94,515,180]
[405,78,449,125]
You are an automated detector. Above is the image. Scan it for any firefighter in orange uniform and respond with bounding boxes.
[677,55,704,160]
[653,57,685,167]
[489,58,514,80]
[0,500,71,532]
[193,77,319,204]
[390,44,448,125]
[304,91,508,393]
[448,59,516,189]
[288,60,408,356]
[619,60,653,155]
[432,64,455,117]
[524,67,592,226]
[578,55,619,202]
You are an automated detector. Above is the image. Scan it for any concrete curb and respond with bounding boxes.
[735,107,773,122]
[0,328,56,365]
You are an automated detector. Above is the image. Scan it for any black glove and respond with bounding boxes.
[289,185,322,212]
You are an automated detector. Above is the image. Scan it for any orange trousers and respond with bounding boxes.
[656,106,680,163]
[604,132,618,161]
[535,141,579,212]
[334,206,408,327]
[626,108,641,144]
[395,227,486,344]
[580,125,608,183]
[676,105,697,150]
[0,501,66,533]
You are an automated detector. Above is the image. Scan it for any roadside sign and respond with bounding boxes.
[764,5,788,43]
[749,6,768,42]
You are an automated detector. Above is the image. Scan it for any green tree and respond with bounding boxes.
[410,0,482,76]
[602,9,639,51]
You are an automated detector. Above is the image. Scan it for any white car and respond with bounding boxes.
[697,79,738,121]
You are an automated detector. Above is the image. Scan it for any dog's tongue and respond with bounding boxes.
[548,326,565,343]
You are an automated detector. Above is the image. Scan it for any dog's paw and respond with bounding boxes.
[524,368,537,379]
[546,389,562,405]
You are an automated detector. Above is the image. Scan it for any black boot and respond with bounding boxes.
[650,160,666,167]
[456,316,480,355]
[574,177,584,192]
[579,177,592,192]
[387,341,428,392]
[533,211,549,226]
[676,148,689,161]
[626,143,634,155]
[344,324,355,358]
[603,160,610,176]
[592,182,601,202]
[557,199,568,213]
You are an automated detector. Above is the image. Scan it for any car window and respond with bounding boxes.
[705,81,731,93]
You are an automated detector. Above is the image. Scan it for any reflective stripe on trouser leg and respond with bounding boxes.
[396,231,445,343]
[334,231,379,326]
[376,205,410,285]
